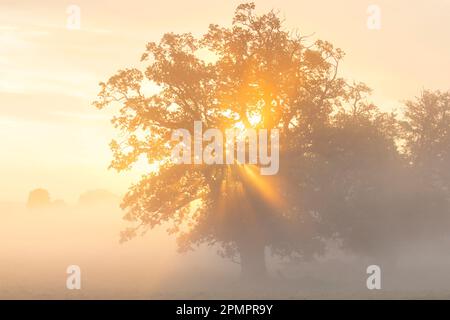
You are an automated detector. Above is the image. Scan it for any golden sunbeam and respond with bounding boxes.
[238,164,285,210]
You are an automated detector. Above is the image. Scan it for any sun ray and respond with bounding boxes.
[237,164,285,209]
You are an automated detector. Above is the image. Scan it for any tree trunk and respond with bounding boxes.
[238,237,267,281]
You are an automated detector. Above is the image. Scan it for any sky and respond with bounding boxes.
[1,0,449,203]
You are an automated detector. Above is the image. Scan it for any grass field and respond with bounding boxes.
[1,201,450,299]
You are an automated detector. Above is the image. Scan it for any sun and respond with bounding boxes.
[233,110,263,131]
[248,112,262,127]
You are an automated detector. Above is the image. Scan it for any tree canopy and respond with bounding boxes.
[94,2,450,278]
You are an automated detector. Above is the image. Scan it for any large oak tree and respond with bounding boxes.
[94,2,444,278]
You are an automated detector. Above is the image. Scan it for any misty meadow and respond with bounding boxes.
[0,1,449,299]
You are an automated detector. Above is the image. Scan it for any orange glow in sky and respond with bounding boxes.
[1,0,449,203]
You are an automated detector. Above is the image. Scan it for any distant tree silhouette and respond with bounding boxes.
[402,90,450,193]
[316,89,450,260]
[94,2,450,278]
[27,188,51,209]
